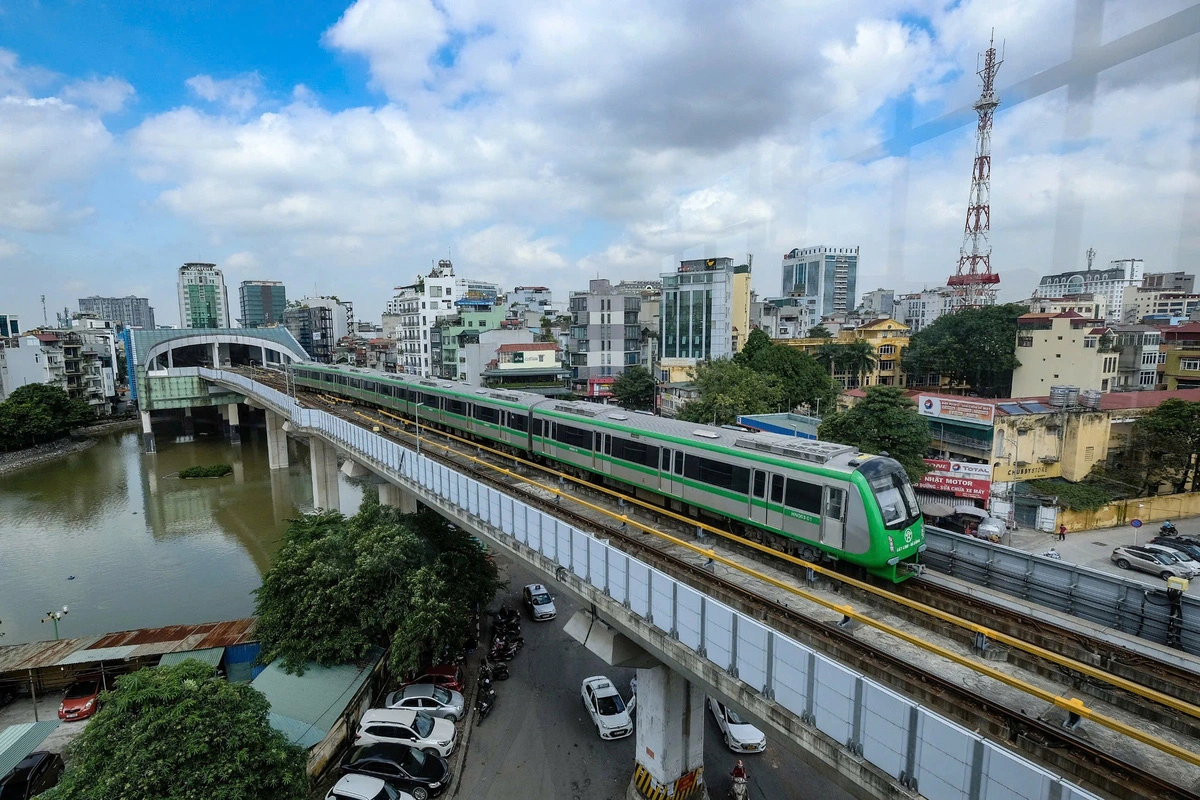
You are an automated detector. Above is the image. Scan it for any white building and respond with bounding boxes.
[296,296,353,343]
[386,259,500,376]
[900,286,956,333]
[458,329,535,386]
[659,258,752,382]
[1033,258,1144,323]
[780,246,859,318]
[177,263,230,329]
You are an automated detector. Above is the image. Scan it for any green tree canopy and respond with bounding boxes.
[806,324,833,339]
[735,329,774,364]
[677,358,785,426]
[255,496,502,675]
[40,661,308,800]
[611,365,656,411]
[818,386,932,480]
[0,382,92,450]
[737,339,839,415]
[900,304,1028,397]
[1103,399,1200,495]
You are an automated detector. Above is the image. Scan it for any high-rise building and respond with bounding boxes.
[780,246,858,321]
[1142,271,1195,293]
[386,260,500,376]
[77,296,155,329]
[238,281,288,328]
[177,263,230,328]
[0,313,19,338]
[1033,258,1143,324]
[900,287,956,333]
[567,279,657,397]
[283,296,352,363]
[659,257,752,382]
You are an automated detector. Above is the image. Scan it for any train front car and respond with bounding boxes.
[850,455,925,581]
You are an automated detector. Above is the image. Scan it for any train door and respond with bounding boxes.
[766,474,786,532]
[821,486,846,549]
[598,434,611,476]
[660,448,673,494]
[748,469,768,526]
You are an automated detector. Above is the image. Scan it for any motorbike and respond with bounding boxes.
[730,776,748,800]
[489,640,520,662]
[481,658,510,682]
[1161,522,1179,535]
[475,686,497,724]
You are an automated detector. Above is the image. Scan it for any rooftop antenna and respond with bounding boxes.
[1086,247,1096,271]
[41,294,47,325]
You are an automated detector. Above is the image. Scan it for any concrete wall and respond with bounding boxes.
[1060,489,1200,532]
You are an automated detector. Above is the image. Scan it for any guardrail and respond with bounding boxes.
[194,368,1103,800]
[923,527,1199,656]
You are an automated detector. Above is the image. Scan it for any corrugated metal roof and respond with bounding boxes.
[56,645,138,666]
[0,722,59,779]
[157,647,225,668]
[252,649,383,749]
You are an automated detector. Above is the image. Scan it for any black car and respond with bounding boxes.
[0,751,64,800]
[341,741,450,800]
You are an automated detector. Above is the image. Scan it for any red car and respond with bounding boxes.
[400,663,463,693]
[58,677,102,721]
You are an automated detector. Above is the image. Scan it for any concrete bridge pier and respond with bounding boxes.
[379,482,419,513]
[224,402,241,445]
[181,407,194,439]
[265,410,289,470]
[140,410,155,454]
[309,437,340,512]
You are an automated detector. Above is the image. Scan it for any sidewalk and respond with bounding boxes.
[1002,518,1200,597]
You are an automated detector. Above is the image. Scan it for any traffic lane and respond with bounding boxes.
[1010,528,1200,596]
[454,560,636,799]
[457,557,858,800]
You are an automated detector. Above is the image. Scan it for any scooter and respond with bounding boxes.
[731,776,748,800]
[475,677,497,724]
[1161,521,1179,535]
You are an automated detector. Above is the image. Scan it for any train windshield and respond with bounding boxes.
[858,458,921,530]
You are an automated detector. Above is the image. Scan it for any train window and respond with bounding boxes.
[752,471,767,499]
[553,423,594,451]
[604,435,612,455]
[674,451,684,475]
[532,419,543,436]
[323,372,335,383]
[661,449,671,470]
[510,413,528,432]
[363,381,376,393]
[474,404,498,424]
[770,475,784,504]
[445,399,466,416]
[684,455,700,480]
[826,487,845,521]
[421,393,441,409]
[337,375,349,386]
[610,437,659,468]
[784,479,823,514]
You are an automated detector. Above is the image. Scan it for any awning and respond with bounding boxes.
[157,647,225,669]
[0,722,59,779]
[55,645,138,666]
[920,501,955,517]
[954,505,989,519]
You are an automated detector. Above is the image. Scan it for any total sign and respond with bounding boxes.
[916,458,993,501]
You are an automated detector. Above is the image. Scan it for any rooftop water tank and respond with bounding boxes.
[1079,389,1102,410]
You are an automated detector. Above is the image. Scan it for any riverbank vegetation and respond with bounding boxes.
[40,660,308,800]
[254,494,503,676]
[0,384,92,451]
[178,464,233,479]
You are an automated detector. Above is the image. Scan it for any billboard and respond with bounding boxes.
[917,395,995,426]
[916,458,992,501]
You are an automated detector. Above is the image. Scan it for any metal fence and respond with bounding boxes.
[196,368,1103,800]
[924,527,1200,656]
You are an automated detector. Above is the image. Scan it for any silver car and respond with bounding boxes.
[1111,545,1193,580]
[385,683,466,722]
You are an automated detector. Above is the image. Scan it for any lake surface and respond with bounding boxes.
[0,428,362,645]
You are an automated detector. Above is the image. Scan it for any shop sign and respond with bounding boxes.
[918,395,995,426]
[917,458,992,501]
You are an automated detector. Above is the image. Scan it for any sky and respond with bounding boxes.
[0,0,1198,327]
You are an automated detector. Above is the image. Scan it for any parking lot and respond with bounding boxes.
[452,557,853,800]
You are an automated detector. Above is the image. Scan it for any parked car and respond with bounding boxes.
[355,708,457,757]
[1151,536,1200,562]
[58,676,102,721]
[1110,545,1194,580]
[1141,543,1200,576]
[400,663,463,694]
[581,676,633,740]
[341,742,450,800]
[0,751,64,800]
[708,698,767,753]
[325,774,413,800]
[522,583,557,621]
[384,684,465,722]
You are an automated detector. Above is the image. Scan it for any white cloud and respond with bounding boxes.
[62,76,135,113]
[0,237,20,259]
[185,74,262,114]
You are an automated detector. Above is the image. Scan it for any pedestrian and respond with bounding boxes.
[1058,523,1067,541]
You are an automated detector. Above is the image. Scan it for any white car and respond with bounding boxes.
[326,774,414,800]
[581,676,633,740]
[709,698,767,753]
[523,583,557,621]
[1142,543,1200,576]
[385,683,466,721]
[355,708,457,758]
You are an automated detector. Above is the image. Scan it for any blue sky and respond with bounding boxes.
[0,1,1196,326]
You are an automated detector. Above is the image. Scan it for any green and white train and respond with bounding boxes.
[289,363,926,582]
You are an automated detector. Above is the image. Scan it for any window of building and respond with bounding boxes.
[1181,358,1200,371]
[1101,379,1109,391]
[878,344,895,356]
[1083,338,1095,348]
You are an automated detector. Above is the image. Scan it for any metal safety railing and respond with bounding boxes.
[193,368,1103,800]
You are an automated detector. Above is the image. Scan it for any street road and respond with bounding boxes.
[453,557,857,800]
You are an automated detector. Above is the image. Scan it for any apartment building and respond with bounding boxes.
[659,258,751,383]
[568,278,655,395]
[1111,325,1162,391]
[238,281,288,327]
[387,260,500,376]
[1033,258,1143,323]
[781,317,911,390]
[780,246,858,319]
[430,300,508,380]
[900,286,956,333]
[1120,286,1200,323]
[78,296,156,329]
[1024,293,1107,320]
[1011,312,1118,396]
[0,313,18,338]
[1143,271,1194,292]
[482,342,570,395]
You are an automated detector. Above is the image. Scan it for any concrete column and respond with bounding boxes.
[226,402,241,444]
[628,665,706,800]
[309,437,340,512]
[140,410,156,453]
[211,342,220,367]
[181,407,194,438]
[167,349,174,369]
[265,409,289,470]
[379,482,419,513]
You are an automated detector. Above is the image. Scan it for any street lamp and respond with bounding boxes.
[41,606,68,640]
[414,402,425,457]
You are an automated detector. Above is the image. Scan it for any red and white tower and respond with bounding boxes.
[947,33,1003,308]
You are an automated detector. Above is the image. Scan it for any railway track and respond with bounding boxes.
[235,367,1200,799]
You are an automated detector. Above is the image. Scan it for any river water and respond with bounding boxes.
[0,429,362,645]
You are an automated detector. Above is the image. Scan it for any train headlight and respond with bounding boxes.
[888,537,895,552]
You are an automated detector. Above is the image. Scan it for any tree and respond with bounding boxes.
[611,365,656,411]
[900,304,1028,397]
[1116,399,1200,495]
[677,359,785,426]
[0,383,92,450]
[806,324,833,339]
[734,329,774,366]
[254,497,502,676]
[40,661,307,800]
[818,386,932,480]
[837,340,878,387]
[538,315,555,342]
[742,343,838,415]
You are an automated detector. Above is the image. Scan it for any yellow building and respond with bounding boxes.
[1161,322,1200,389]
[781,317,911,389]
[1010,312,1119,397]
